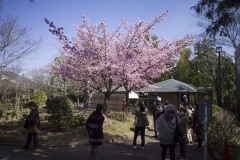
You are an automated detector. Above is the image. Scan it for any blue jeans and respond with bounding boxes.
[179,136,187,158]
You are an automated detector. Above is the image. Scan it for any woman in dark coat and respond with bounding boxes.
[22,101,40,150]
[157,104,177,160]
[86,103,105,160]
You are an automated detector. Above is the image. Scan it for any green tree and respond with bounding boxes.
[190,39,236,107]
[153,70,173,83]
[191,0,240,36]
[190,39,217,87]
[48,96,74,130]
[192,0,240,120]
[32,90,47,107]
[175,48,192,83]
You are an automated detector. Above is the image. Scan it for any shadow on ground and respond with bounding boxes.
[0,137,206,160]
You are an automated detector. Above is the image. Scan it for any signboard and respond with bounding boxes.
[198,99,213,121]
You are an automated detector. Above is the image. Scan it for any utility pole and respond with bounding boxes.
[216,47,222,108]
[236,44,240,121]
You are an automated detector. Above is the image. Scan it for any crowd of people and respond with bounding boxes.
[83,96,203,160]
[21,95,202,160]
[131,95,203,160]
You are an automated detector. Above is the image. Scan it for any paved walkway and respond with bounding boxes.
[0,116,216,160]
[0,129,210,160]
[0,142,204,160]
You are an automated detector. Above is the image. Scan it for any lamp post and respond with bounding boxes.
[216,46,222,107]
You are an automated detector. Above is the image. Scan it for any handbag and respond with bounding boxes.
[144,116,149,126]
[173,114,183,143]
[23,119,30,129]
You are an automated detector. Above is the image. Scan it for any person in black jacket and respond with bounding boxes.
[22,101,40,150]
[86,103,105,160]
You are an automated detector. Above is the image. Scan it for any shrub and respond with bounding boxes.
[67,93,77,103]
[71,116,86,126]
[32,90,47,107]
[0,104,10,109]
[212,104,223,114]
[20,99,30,109]
[208,106,240,152]
[48,96,74,130]
[0,108,5,120]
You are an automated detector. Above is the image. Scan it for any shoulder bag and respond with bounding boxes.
[173,114,183,143]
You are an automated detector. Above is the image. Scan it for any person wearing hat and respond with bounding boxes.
[86,103,105,160]
[156,104,177,160]
[152,96,164,138]
[22,101,40,150]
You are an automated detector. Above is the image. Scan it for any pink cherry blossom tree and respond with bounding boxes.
[45,11,192,111]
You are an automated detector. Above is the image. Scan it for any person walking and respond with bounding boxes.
[152,96,163,138]
[132,99,148,150]
[157,104,177,160]
[86,103,105,160]
[22,101,40,150]
[178,107,189,159]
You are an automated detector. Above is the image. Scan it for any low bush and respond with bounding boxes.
[32,90,47,107]
[71,116,86,127]
[48,96,75,130]
[208,106,240,152]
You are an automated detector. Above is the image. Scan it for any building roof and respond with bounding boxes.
[142,78,198,93]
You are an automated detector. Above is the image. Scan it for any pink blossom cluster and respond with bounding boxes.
[45,11,192,94]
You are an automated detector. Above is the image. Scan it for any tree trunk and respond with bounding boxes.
[103,92,110,113]
[236,44,240,121]
[1,94,5,103]
[63,79,67,96]
[76,96,80,108]
[123,83,131,110]
[83,87,90,108]
[14,92,19,110]
[125,90,130,109]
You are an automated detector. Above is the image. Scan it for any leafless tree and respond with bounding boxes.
[0,15,40,68]
[0,67,25,109]
[26,68,51,94]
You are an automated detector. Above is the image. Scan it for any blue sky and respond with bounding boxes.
[2,0,203,73]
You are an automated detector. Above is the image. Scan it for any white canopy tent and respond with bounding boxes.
[129,91,139,99]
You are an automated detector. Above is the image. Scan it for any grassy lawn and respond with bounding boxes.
[104,112,134,141]
[0,112,135,146]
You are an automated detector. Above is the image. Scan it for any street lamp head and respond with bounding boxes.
[216,46,222,53]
